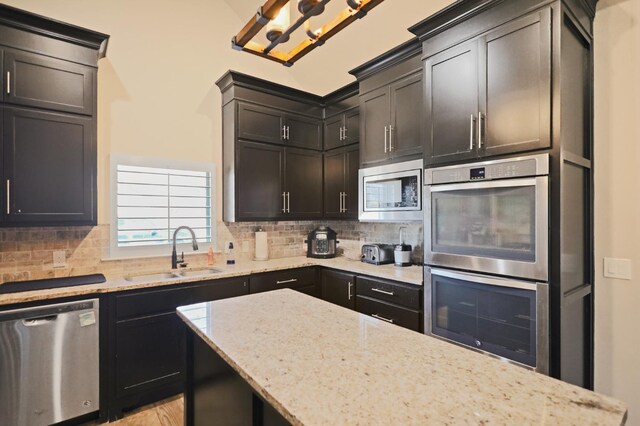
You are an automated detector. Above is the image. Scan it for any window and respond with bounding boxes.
[110,155,216,258]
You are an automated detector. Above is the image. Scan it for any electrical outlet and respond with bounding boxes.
[604,258,632,280]
[53,250,66,268]
[225,241,233,254]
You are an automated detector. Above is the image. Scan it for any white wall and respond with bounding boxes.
[594,0,640,422]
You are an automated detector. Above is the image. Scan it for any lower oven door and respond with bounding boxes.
[425,267,548,373]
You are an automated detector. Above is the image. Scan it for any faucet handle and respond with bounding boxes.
[178,251,188,268]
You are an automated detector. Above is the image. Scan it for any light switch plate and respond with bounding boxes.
[603,258,632,280]
[53,250,66,268]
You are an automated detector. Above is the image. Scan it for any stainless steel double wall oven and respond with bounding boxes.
[424,154,549,373]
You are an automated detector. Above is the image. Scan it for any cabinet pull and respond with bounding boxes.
[348,282,353,300]
[469,114,476,150]
[371,313,394,324]
[389,125,394,152]
[339,192,343,213]
[371,288,394,296]
[276,278,298,284]
[478,112,484,148]
[384,126,388,153]
[342,192,347,213]
[282,192,286,213]
[286,126,290,140]
[5,180,9,215]
[6,71,9,95]
[282,125,286,140]
[286,192,290,213]
[339,127,344,141]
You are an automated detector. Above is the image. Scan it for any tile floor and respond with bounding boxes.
[85,396,183,426]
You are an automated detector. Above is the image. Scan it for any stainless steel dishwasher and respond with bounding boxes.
[0,298,100,426]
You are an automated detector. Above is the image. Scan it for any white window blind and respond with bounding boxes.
[110,156,215,257]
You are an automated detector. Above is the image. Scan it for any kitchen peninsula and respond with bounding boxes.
[178,289,627,426]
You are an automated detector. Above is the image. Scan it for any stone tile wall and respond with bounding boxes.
[0,221,422,284]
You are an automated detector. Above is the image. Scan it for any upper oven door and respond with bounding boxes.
[425,176,548,281]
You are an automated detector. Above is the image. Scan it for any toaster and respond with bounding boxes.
[361,244,395,265]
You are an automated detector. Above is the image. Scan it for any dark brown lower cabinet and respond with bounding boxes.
[355,275,422,332]
[321,269,356,309]
[107,277,249,420]
[250,267,319,295]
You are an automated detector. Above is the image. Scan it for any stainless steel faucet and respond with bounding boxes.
[171,226,199,269]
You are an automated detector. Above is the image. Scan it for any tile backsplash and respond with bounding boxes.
[0,221,422,284]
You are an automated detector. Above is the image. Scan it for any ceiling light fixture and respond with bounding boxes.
[232,0,385,67]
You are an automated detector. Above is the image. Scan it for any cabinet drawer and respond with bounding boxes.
[356,276,421,310]
[250,268,317,294]
[115,277,249,320]
[356,296,421,332]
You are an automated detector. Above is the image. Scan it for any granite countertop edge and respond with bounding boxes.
[0,256,423,306]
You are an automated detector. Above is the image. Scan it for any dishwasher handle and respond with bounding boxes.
[22,315,58,326]
[0,299,97,322]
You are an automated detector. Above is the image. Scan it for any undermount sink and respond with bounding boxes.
[178,268,223,277]
[124,272,180,282]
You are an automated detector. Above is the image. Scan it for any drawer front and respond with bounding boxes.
[356,276,422,310]
[250,268,317,294]
[356,296,422,332]
[115,277,250,320]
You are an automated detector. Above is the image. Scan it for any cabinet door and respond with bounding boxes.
[285,148,323,218]
[360,87,390,167]
[237,103,284,145]
[115,313,185,397]
[4,49,94,115]
[425,40,479,166]
[479,9,551,157]
[344,144,359,219]
[390,72,423,160]
[322,269,356,310]
[323,149,345,218]
[3,107,95,225]
[344,109,360,145]
[286,114,322,150]
[236,141,284,220]
[323,114,344,151]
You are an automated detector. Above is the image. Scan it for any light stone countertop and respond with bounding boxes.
[178,289,628,426]
[0,256,423,306]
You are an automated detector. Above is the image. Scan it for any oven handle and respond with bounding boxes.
[427,176,540,193]
[429,267,543,291]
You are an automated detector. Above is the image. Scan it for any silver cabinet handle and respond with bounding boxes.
[342,192,347,213]
[340,126,344,141]
[6,71,10,95]
[286,192,290,213]
[6,180,10,215]
[478,112,484,148]
[282,125,286,140]
[371,288,394,296]
[389,125,394,152]
[282,192,286,213]
[371,313,394,324]
[286,126,290,140]
[339,192,343,213]
[276,278,298,284]
[469,114,476,150]
[384,126,388,153]
[348,282,353,300]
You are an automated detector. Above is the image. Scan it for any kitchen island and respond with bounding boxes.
[177,289,627,425]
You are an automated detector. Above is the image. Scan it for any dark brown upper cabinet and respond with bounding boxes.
[3,107,94,224]
[323,145,358,219]
[359,71,423,168]
[0,5,108,227]
[237,102,322,150]
[3,49,95,116]
[321,269,356,310]
[324,109,359,151]
[424,8,551,166]
[233,141,323,221]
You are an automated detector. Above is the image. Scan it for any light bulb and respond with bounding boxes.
[266,3,291,43]
[298,0,324,16]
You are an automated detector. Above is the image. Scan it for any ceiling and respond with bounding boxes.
[222,0,457,95]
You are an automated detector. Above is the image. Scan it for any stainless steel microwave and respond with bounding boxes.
[359,159,422,222]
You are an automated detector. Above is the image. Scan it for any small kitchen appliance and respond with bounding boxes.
[305,226,338,259]
[394,227,413,267]
[361,244,395,265]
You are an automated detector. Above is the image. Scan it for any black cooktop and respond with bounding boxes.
[0,274,106,294]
